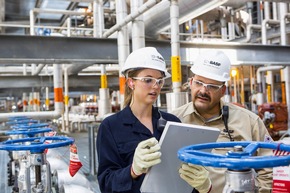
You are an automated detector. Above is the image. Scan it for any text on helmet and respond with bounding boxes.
[203,59,221,67]
[152,54,165,63]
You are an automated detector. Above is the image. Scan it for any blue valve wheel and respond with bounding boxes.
[6,119,38,125]
[178,141,290,170]
[11,123,49,129]
[0,136,74,153]
[5,127,53,137]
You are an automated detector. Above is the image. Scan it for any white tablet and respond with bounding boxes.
[140,121,220,193]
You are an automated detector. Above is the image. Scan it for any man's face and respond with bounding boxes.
[190,75,226,116]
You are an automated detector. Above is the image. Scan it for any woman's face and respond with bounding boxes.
[130,69,164,105]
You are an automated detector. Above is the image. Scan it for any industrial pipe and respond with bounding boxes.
[256,66,284,105]
[103,0,161,38]
[0,64,63,121]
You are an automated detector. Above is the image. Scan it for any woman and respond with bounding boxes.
[97,47,181,193]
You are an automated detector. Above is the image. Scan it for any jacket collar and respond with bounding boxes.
[121,105,160,125]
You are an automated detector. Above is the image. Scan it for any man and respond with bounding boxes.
[172,50,273,193]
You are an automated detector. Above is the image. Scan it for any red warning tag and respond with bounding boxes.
[44,131,57,154]
[69,144,83,177]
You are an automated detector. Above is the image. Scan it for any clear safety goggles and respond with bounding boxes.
[132,77,165,88]
[190,79,224,92]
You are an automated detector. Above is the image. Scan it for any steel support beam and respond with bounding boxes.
[0,35,290,66]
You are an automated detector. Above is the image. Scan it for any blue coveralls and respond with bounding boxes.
[97,105,181,193]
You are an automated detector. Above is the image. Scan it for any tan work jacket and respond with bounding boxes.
[172,100,273,193]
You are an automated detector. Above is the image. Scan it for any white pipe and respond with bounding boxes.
[98,0,104,38]
[64,67,69,133]
[195,20,199,38]
[45,87,49,111]
[256,66,284,105]
[0,23,93,32]
[131,0,145,50]
[33,8,89,16]
[266,71,274,102]
[170,0,181,93]
[264,2,270,20]
[0,64,63,121]
[103,0,161,38]
[244,24,261,43]
[272,2,278,20]
[23,63,27,75]
[200,20,204,40]
[32,64,46,75]
[67,18,71,37]
[0,65,120,75]
[220,18,227,40]
[30,10,35,35]
[261,19,280,45]
[31,64,36,75]
[116,0,129,110]
[93,0,98,37]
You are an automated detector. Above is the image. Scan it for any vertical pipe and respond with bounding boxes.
[29,92,33,112]
[23,63,27,75]
[200,20,204,40]
[233,75,237,103]
[98,0,104,38]
[266,71,273,102]
[220,18,227,40]
[53,64,64,128]
[100,64,107,89]
[166,0,189,113]
[170,0,181,93]
[67,17,71,37]
[131,0,145,50]
[64,66,69,132]
[250,66,257,112]
[281,69,286,104]
[240,67,245,105]
[88,124,96,175]
[273,2,278,20]
[30,10,35,35]
[34,92,40,111]
[264,1,270,20]
[93,0,98,37]
[23,93,28,112]
[45,87,49,111]
[280,2,290,131]
[228,9,235,40]
[116,0,129,110]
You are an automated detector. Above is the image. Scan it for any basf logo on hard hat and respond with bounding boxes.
[151,54,165,63]
[203,59,221,68]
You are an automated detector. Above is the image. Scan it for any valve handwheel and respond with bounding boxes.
[0,136,74,153]
[11,123,49,129]
[5,127,53,137]
[178,141,290,170]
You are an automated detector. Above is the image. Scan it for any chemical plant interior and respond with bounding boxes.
[0,0,290,193]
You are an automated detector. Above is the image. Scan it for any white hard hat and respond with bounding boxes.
[190,50,231,82]
[121,47,171,78]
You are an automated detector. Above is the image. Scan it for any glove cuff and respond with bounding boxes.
[131,165,142,177]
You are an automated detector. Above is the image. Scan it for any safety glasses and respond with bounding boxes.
[132,77,165,88]
[191,79,224,92]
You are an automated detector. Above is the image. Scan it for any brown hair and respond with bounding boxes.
[123,69,143,107]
